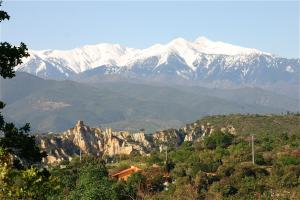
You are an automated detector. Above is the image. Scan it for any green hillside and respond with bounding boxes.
[35,114,300,199]
[105,114,300,199]
[2,114,300,199]
[193,114,300,136]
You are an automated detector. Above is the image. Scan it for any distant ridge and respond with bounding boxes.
[1,72,299,133]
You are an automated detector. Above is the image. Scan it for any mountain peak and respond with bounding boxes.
[194,36,265,56]
[168,37,189,45]
[194,36,211,43]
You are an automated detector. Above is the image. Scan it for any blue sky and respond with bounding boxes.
[1,1,299,58]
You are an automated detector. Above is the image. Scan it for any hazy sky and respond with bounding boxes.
[1,1,299,58]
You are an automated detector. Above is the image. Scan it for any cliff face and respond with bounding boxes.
[36,120,221,164]
[181,122,215,141]
[36,121,152,164]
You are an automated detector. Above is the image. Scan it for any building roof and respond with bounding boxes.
[111,166,141,178]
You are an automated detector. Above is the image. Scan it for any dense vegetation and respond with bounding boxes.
[9,113,295,200]
[2,110,299,199]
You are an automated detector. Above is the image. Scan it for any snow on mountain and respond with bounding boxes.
[17,43,139,76]
[194,37,267,56]
[17,36,299,84]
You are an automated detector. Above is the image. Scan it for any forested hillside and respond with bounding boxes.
[3,114,298,199]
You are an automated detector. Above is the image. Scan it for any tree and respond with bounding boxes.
[0,3,54,199]
[203,130,234,150]
[124,172,147,199]
[67,159,118,200]
[0,2,29,79]
[0,1,45,168]
[0,165,59,199]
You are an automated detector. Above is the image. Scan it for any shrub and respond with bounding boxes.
[255,154,266,165]
[147,174,164,193]
[204,131,234,150]
[125,172,147,198]
[146,153,163,166]
[222,185,238,197]
[281,172,299,188]
[171,164,187,178]
[194,172,209,191]
[165,159,175,173]
[240,167,256,178]
[223,166,235,177]
[278,156,300,166]
[199,160,221,173]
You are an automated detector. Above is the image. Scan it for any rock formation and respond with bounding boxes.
[36,120,234,164]
[36,121,152,164]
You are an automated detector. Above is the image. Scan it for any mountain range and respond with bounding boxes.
[2,37,299,133]
[16,37,299,88]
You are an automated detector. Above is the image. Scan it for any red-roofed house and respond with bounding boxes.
[111,166,141,181]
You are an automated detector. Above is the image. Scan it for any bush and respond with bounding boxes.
[0,167,59,200]
[240,167,256,178]
[223,166,235,177]
[171,164,187,178]
[255,168,269,177]
[165,159,175,173]
[255,154,266,165]
[146,152,163,166]
[125,172,147,198]
[222,185,238,197]
[207,175,220,185]
[278,156,300,166]
[204,131,234,150]
[199,160,221,173]
[194,172,209,191]
[147,174,164,193]
[281,172,299,188]
[173,184,198,200]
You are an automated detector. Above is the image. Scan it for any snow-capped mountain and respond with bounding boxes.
[17,37,299,84]
[17,43,139,78]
